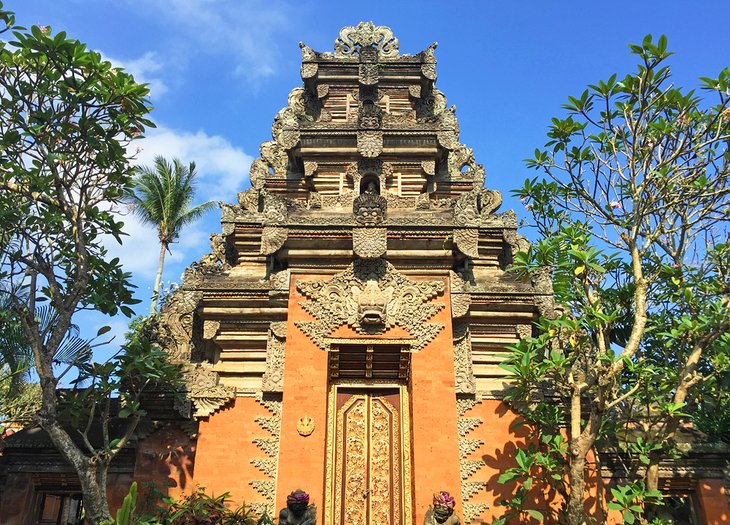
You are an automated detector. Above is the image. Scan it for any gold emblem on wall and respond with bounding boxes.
[297,416,315,436]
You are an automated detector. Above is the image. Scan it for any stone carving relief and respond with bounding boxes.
[453,324,476,394]
[303,161,318,177]
[357,130,383,158]
[516,324,532,340]
[453,229,479,259]
[454,191,481,227]
[155,288,202,363]
[359,63,379,85]
[299,42,322,80]
[299,42,318,61]
[420,42,438,80]
[192,233,232,277]
[202,320,220,341]
[260,141,289,178]
[262,191,288,225]
[260,226,288,255]
[503,229,530,254]
[250,394,283,517]
[421,160,436,176]
[181,363,236,418]
[269,269,291,291]
[262,322,287,393]
[450,271,471,318]
[316,83,329,99]
[454,189,503,227]
[301,62,318,79]
[415,88,447,120]
[358,100,382,129]
[463,504,490,524]
[456,395,489,523]
[353,183,387,226]
[334,22,399,59]
[353,228,387,259]
[437,130,459,151]
[237,188,260,213]
[320,193,355,209]
[296,259,445,351]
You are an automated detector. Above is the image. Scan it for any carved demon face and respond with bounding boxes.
[353,184,387,226]
[352,280,393,326]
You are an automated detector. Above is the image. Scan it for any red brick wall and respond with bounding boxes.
[192,397,274,505]
[133,424,196,504]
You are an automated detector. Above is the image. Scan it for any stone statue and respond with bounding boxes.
[279,489,316,525]
[424,491,461,525]
[353,181,387,226]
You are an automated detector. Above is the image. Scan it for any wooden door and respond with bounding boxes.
[327,388,411,525]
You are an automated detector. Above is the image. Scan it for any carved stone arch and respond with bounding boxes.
[359,173,381,195]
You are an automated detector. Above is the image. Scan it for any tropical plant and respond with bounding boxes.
[0,2,165,521]
[0,300,93,431]
[127,157,216,314]
[494,35,730,525]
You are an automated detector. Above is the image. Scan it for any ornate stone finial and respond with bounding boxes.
[425,491,461,525]
[279,489,316,525]
[334,22,399,59]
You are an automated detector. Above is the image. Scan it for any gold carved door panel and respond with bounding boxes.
[326,388,411,525]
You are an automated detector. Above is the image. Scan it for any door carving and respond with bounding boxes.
[325,388,412,525]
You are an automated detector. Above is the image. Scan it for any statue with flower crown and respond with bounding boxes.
[279,489,317,525]
[424,491,461,525]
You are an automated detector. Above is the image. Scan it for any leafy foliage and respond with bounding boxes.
[109,484,274,525]
[127,156,216,313]
[0,3,166,523]
[494,35,730,525]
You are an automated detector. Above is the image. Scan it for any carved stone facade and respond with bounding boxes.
[296,259,445,352]
[8,23,725,525]
[142,22,551,525]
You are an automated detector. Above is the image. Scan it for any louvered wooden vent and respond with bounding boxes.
[329,343,410,380]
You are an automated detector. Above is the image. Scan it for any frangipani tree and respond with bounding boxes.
[496,35,729,525]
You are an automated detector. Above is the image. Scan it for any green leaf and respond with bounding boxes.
[96,325,112,336]
[526,509,544,521]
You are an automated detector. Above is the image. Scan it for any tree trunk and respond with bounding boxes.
[567,446,589,525]
[77,464,111,524]
[150,242,167,314]
[32,329,112,525]
[644,458,661,520]
[41,419,111,524]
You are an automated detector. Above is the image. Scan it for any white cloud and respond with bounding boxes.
[133,125,253,201]
[106,125,253,281]
[101,51,168,99]
[132,0,295,81]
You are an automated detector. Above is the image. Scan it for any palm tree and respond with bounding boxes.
[128,156,217,314]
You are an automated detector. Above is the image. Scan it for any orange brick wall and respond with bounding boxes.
[133,424,196,503]
[409,276,463,523]
[697,479,730,525]
[275,274,330,518]
[192,397,275,505]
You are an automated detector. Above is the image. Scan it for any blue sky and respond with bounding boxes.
[10,0,730,357]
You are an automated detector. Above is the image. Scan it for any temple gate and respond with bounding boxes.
[3,22,728,525]
[160,22,548,524]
